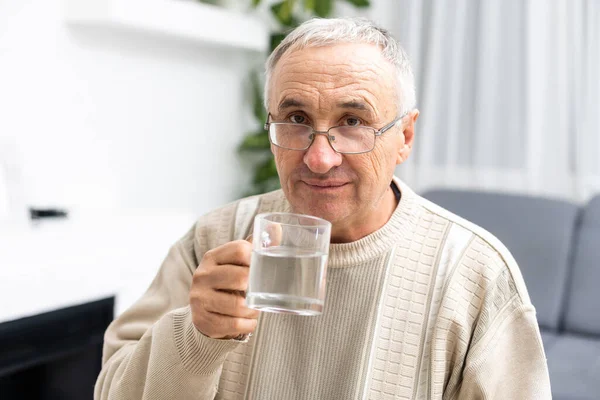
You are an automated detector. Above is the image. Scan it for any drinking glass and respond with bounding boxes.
[246,212,331,315]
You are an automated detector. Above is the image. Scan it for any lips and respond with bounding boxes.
[301,180,349,190]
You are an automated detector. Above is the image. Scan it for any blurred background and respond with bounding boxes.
[0,0,598,398]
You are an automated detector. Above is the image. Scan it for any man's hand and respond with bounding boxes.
[190,239,260,339]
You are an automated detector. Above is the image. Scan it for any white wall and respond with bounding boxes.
[0,0,261,217]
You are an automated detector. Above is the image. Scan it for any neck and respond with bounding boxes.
[330,185,398,243]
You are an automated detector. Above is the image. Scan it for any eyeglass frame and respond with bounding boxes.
[264,110,410,155]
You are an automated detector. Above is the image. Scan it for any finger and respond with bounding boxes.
[207,264,250,292]
[265,223,283,247]
[204,290,260,319]
[207,240,252,266]
[256,222,283,248]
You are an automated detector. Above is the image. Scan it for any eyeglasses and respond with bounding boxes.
[264,111,408,154]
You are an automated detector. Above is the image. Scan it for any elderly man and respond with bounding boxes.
[95,18,551,399]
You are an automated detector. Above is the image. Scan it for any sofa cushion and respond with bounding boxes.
[421,189,579,330]
[540,329,560,353]
[564,195,600,335]
[545,334,600,400]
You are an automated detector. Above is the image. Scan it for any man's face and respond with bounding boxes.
[268,43,416,240]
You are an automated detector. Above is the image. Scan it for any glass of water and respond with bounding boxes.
[246,212,331,316]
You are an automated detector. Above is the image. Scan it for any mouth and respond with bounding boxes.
[300,180,349,192]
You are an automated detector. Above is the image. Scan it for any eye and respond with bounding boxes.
[343,116,362,127]
[289,114,307,124]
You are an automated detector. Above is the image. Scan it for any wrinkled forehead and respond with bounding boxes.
[268,43,397,113]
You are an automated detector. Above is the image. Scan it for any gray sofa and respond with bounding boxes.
[422,189,600,400]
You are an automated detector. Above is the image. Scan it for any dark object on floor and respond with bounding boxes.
[0,297,114,400]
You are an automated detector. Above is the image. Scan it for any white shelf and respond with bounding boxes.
[65,0,269,52]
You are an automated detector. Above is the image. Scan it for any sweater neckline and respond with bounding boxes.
[326,177,420,268]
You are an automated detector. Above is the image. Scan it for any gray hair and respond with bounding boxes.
[264,17,416,115]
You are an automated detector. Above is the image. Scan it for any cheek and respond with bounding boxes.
[345,156,379,188]
[367,147,394,178]
[373,136,402,171]
[273,150,301,180]
[346,145,396,195]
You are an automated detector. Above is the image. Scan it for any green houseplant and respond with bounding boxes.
[238,0,370,195]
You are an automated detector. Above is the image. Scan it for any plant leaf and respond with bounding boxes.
[239,130,270,152]
[252,0,262,7]
[253,157,278,184]
[270,32,287,52]
[250,70,267,123]
[344,0,370,7]
[303,0,315,11]
[313,0,333,17]
[270,0,297,27]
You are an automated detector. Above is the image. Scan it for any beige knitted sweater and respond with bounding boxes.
[95,177,551,399]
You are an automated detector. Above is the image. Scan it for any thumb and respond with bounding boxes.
[247,223,283,247]
[263,223,283,247]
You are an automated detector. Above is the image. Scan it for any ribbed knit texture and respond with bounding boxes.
[172,307,241,376]
[244,253,390,399]
[95,177,552,400]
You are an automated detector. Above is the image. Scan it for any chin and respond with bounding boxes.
[292,199,351,224]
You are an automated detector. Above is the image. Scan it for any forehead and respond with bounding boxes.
[269,43,397,111]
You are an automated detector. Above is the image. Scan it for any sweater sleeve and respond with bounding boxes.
[455,306,552,400]
[94,223,243,400]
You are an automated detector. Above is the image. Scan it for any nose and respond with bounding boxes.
[303,133,343,174]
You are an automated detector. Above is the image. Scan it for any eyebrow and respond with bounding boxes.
[278,98,305,112]
[337,100,370,111]
[277,98,372,113]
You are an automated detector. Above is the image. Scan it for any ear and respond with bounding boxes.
[396,109,419,165]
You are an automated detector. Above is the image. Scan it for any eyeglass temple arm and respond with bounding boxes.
[264,113,272,131]
[375,110,410,136]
